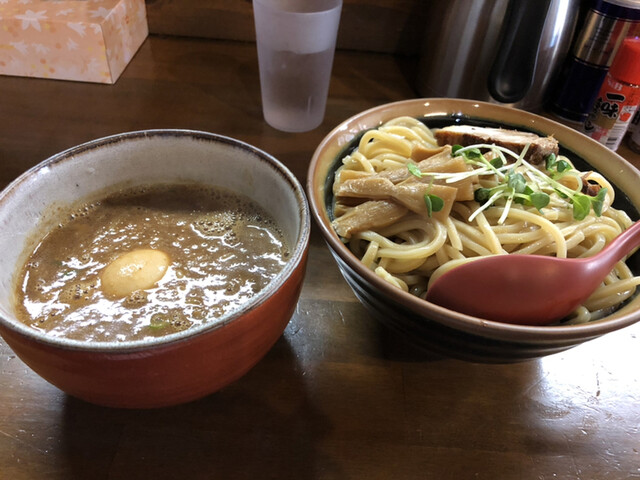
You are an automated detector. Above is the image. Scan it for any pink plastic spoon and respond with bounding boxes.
[425,221,640,325]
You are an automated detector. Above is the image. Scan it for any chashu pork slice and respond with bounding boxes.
[434,125,559,163]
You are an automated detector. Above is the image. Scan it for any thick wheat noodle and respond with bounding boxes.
[332,116,637,323]
[354,218,447,259]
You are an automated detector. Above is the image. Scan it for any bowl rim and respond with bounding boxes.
[308,98,640,343]
[0,128,311,353]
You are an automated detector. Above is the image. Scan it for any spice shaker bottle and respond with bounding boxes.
[550,0,640,123]
[584,37,640,150]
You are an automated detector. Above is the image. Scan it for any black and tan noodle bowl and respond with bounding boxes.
[307,98,640,362]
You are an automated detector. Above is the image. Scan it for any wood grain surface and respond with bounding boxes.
[1,35,639,480]
[144,0,428,54]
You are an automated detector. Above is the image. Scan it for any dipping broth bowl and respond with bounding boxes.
[0,130,310,408]
[307,98,640,362]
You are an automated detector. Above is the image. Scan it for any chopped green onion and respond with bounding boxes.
[530,192,550,211]
[424,193,444,217]
[474,187,492,203]
[572,195,591,221]
[490,157,504,169]
[507,171,527,194]
[556,160,571,172]
[592,188,608,216]
[407,162,422,178]
[545,153,556,170]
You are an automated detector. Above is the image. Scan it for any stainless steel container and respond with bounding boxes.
[551,0,640,122]
[416,0,580,111]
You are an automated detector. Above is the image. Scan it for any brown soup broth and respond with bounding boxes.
[14,184,290,342]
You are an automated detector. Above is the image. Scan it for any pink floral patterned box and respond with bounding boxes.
[0,0,148,84]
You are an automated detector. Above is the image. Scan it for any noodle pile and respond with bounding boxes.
[331,116,640,323]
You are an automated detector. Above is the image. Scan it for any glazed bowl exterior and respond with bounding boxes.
[308,98,640,362]
[0,130,310,408]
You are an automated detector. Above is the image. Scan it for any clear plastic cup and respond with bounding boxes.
[253,0,342,132]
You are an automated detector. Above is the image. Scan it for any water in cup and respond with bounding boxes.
[258,47,335,132]
[253,0,342,132]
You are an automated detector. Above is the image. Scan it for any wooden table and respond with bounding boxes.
[1,36,639,480]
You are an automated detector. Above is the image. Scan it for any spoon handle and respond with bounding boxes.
[595,221,640,271]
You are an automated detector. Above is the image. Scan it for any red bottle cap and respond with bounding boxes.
[610,37,640,85]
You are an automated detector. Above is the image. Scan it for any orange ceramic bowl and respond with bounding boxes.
[308,98,640,362]
[0,130,310,408]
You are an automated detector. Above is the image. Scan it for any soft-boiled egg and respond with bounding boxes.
[101,249,170,298]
